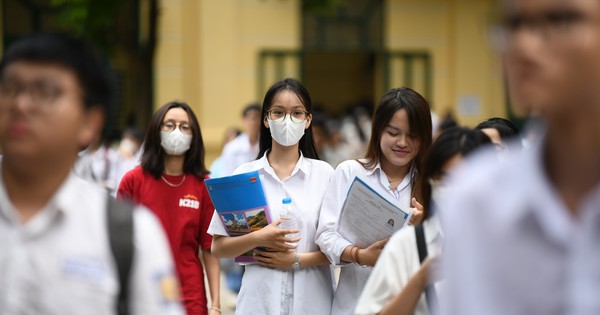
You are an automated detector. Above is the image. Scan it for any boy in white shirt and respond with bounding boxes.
[442,1,600,314]
[0,33,184,315]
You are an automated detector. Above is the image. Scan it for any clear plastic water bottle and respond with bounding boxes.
[279,197,299,239]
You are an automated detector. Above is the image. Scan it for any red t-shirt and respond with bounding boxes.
[117,166,214,315]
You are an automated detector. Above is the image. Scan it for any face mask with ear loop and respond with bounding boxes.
[267,117,307,146]
[160,128,192,155]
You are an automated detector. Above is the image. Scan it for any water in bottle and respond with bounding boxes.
[279,197,299,239]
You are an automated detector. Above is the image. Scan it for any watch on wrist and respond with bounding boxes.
[292,253,300,271]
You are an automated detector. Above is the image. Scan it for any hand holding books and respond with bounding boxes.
[354,238,390,267]
[253,246,297,269]
[408,197,424,225]
[338,177,412,249]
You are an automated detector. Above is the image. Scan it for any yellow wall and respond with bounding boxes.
[155,0,301,164]
[386,0,505,127]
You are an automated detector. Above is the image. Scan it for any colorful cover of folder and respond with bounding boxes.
[205,170,272,263]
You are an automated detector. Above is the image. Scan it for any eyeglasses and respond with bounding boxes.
[0,79,63,106]
[267,109,309,123]
[161,121,192,134]
[489,11,586,51]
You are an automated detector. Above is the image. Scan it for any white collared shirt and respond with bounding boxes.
[0,171,185,315]
[207,152,335,315]
[441,131,600,315]
[354,214,443,315]
[74,145,119,191]
[316,159,414,315]
[216,133,260,177]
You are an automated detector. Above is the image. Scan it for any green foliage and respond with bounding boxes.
[49,0,123,53]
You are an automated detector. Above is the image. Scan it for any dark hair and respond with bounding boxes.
[422,127,491,219]
[476,117,519,139]
[242,103,261,117]
[256,78,320,160]
[0,33,114,112]
[141,101,209,180]
[438,112,458,131]
[361,87,432,203]
[123,127,144,143]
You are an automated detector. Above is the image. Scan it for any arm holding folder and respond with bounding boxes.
[205,171,299,263]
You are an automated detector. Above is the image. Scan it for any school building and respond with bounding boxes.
[1,0,508,163]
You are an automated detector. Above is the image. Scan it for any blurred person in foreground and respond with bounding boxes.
[0,33,184,314]
[442,0,600,314]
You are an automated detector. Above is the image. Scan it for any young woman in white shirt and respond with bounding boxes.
[208,78,334,315]
[354,126,491,315]
[316,87,433,315]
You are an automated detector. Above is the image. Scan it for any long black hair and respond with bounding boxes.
[141,101,209,179]
[360,87,432,203]
[256,78,320,160]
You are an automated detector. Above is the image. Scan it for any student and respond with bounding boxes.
[208,78,334,315]
[209,126,241,179]
[475,117,520,153]
[118,101,220,315]
[442,0,600,314]
[316,87,432,315]
[355,127,491,315]
[74,129,119,192]
[111,127,144,197]
[218,103,262,177]
[0,33,184,314]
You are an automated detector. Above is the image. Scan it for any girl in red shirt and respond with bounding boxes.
[118,101,220,315]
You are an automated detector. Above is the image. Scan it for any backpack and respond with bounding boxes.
[106,196,134,315]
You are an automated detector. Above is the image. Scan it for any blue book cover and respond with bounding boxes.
[205,171,271,263]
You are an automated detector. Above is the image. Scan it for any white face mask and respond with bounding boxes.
[119,138,139,157]
[429,179,453,211]
[160,129,192,155]
[268,117,306,147]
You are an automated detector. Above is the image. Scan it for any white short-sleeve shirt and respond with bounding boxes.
[354,214,443,315]
[0,171,185,315]
[316,159,415,315]
[208,152,335,315]
[441,132,600,315]
[217,133,259,177]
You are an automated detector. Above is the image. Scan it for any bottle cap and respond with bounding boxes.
[282,197,292,204]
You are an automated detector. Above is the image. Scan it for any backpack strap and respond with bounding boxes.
[415,224,439,315]
[107,196,134,315]
[415,224,428,263]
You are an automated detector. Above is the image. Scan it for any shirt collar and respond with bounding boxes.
[513,126,576,245]
[363,159,380,176]
[0,169,78,234]
[259,150,311,180]
[366,160,415,193]
[0,168,17,223]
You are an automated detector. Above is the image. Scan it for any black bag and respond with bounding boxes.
[415,224,439,314]
[107,196,134,315]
